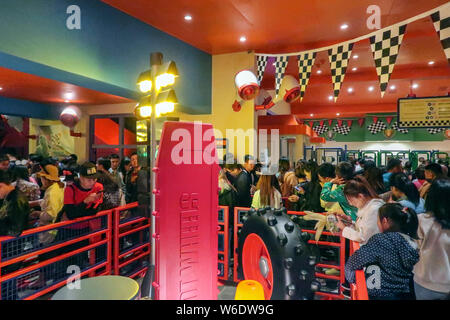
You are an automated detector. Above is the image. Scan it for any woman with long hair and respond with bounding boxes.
[336,175,385,245]
[363,166,386,194]
[251,174,282,209]
[389,172,425,213]
[414,179,450,300]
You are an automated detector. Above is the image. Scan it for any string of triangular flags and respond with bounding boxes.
[256,3,450,101]
[305,116,447,136]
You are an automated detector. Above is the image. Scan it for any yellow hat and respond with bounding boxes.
[37,164,60,182]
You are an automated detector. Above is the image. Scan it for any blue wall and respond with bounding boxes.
[0,97,63,120]
[0,0,212,115]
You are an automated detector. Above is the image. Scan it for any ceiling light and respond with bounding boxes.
[368,86,374,91]
[0,87,3,91]
[317,70,322,74]
[428,61,435,65]
[352,67,357,71]
[353,55,359,59]
[340,24,349,30]
[310,113,314,117]
[412,83,419,89]
[348,87,354,93]
[64,92,74,100]
[184,15,192,21]
[390,85,396,90]
[328,95,333,101]
[65,100,70,103]
[240,36,247,42]
[336,113,340,116]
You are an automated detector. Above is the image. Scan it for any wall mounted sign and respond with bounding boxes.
[398,96,450,128]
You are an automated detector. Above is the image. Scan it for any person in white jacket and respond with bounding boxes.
[413,179,450,300]
[336,175,385,245]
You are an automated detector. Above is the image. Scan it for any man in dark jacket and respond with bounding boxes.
[224,162,252,208]
[0,170,30,236]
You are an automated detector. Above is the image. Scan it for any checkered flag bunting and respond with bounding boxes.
[391,122,409,134]
[328,43,354,102]
[275,56,289,96]
[298,52,316,101]
[369,24,407,97]
[428,127,445,134]
[431,5,450,63]
[313,125,328,135]
[333,124,351,135]
[367,121,386,134]
[256,56,268,84]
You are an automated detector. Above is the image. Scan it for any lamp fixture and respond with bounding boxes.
[137,70,152,93]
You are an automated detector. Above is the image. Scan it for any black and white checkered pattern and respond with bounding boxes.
[298,52,316,101]
[333,124,351,135]
[313,125,328,135]
[256,56,268,85]
[398,120,450,127]
[431,5,450,64]
[367,121,386,134]
[369,24,407,97]
[275,56,289,95]
[391,122,409,134]
[328,43,354,102]
[428,128,445,134]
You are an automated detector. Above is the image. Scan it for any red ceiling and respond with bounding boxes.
[102,0,450,119]
[102,0,449,54]
[0,67,133,105]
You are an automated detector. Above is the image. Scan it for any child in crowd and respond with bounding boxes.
[389,172,425,214]
[321,162,358,221]
[414,179,450,300]
[337,176,384,245]
[345,203,419,300]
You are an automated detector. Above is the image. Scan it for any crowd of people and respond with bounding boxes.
[0,149,449,300]
[0,152,149,240]
[219,154,450,300]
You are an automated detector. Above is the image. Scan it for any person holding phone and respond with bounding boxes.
[59,162,104,221]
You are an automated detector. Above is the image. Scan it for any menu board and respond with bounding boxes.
[398,96,450,128]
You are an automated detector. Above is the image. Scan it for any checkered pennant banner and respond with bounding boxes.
[367,121,387,134]
[328,43,354,102]
[333,124,351,135]
[428,127,445,134]
[391,122,409,134]
[275,56,289,95]
[313,125,328,135]
[431,6,450,63]
[369,24,407,97]
[298,52,316,101]
[256,56,269,84]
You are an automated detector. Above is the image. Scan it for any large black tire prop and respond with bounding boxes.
[238,208,318,300]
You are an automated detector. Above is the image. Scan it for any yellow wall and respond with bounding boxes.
[173,51,257,162]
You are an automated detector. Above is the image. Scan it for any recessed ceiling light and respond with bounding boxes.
[328,95,333,101]
[368,86,374,91]
[184,15,192,21]
[0,87,3,91]
[340,24,349,30]
[428,61,435,65]
[64,92,74,100]
[412,83,419,89]
[353,55,359,59]
[336,113,340,116]
[317,70,322,74]
[348,87,354,93]
[239,36,247,42]
[352,67,357,71]
[65,100,70,103]
[310,113,314,117]
[390,85,396,90]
